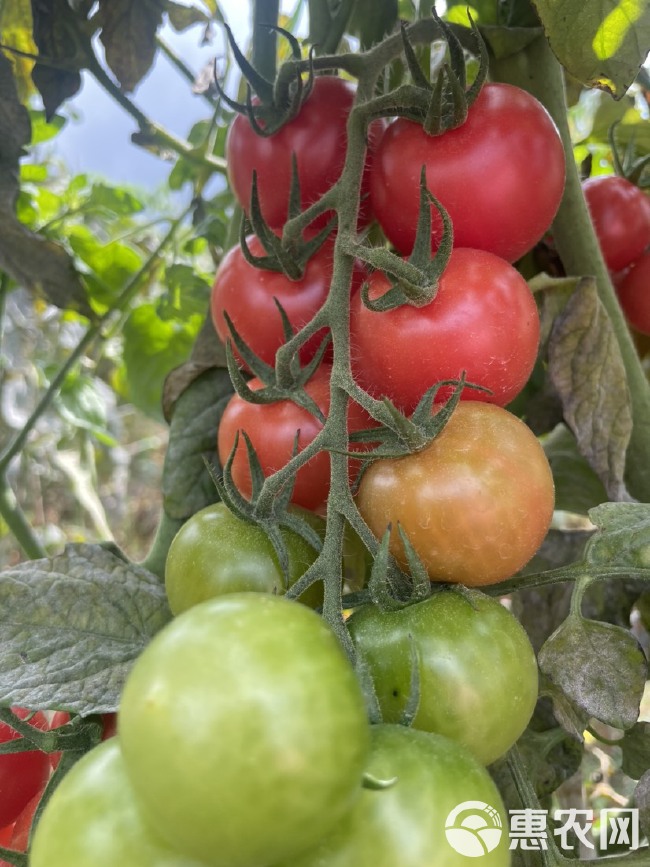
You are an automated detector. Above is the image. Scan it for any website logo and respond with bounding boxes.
[445,801,504,857]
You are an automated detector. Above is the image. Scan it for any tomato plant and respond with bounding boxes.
[217,366,372,511]
[369,83,565,262]
[29,739,206,867]
[347,591,538,765]
[583,176,650,274]
[615,251,650,335]
[226,76,380,231]
[211,237,364,369]
[356,401,555,586]
[279,725,510,867]
[118,594,370,867]
[350,247,540,412]
[164,502,325,612]
[0,708,51,829]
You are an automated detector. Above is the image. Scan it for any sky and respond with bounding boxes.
[54,1,300,190]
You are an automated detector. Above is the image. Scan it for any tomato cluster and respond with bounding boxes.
[583,174,650,334]
[27,69,563,867]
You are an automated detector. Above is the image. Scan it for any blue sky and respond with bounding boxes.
[55,2,297,189]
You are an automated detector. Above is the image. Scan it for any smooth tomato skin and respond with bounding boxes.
[616,251,650,335]
[583,176,650,273]
[29,740,206,867]
[217,367,372,511]
[350,247,540,412]
[369,82,565,262]
[226,77,380,230]
[118,594,370,867]
[211,238,362,370]
[165,502,324,613]
[347,592,538,765]
[357,402,554,586]
[0,708,51,829]
[277,725,510,867]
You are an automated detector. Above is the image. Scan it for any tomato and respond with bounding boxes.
[347,591,538,765]
[277,725,510,867]
[615,251,650,335]
[118,594,370,867]
[356,401,554,586]
[0,708,51,828]
[369,82,565,262]
[164,502,325,613]
[29,739,206,867]
[583,175,650,273]
[217,366,372,511]
[211,238,363,370]
[350,247,540,412]
[226,76,381,231]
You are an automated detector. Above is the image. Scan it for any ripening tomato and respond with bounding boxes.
[278,725,510,867]
[210,238,363,370]
[583,175,650,273]
[369,82,565,262]
[118,594,370,867]
[217,366,373,511]
[350,247,540,412]
[226,76,381,231]
[0,708,50,829]
[29,740,206,867]
[615,251,650,335]
[356,401,554,586]
[347,591,539,765]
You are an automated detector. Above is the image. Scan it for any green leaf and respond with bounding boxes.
[547,276,632,501]
[86,182,144,216]
[164,0,209,30]
[0,0,37,100]
[0,544,171,715]
[620,721,650,779]
[97,0,164,92]
[30,0,83,117]
[162,367,234,520]
[28,109,66,144]
[585,502,650,571]
[53,370,117,446]
[67,227,143,308]
[348,0,397,49]
[531,0,650,98]
[543,423,608,515]
[158,263,211,321]
[115,302,204,421]
[538,613,647,730]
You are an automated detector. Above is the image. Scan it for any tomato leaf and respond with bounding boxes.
[163,0,209,30]
[96,0,164,92]
[620,722,650,779]
[30,0,85,118]
[585,502,650,571]
[538,613,647,730]
[548,276,632,502]
[543,423,608,515]
[0,544,171,715]
[162,367,233,521]
[530,0,650,98]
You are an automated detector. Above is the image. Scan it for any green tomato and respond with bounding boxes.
[29,740,205,867]
[164,503,325,613]
[347,590,538,765]
[118,593,370,867]
[278,724,510,867]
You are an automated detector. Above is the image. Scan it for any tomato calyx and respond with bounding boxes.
[346,169,453,313]
[240,171,337,280]
[608,120,650,188]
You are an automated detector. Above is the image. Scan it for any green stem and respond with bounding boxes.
[489,35,650,502]
[252,0,280,81]
[0,483,45,559]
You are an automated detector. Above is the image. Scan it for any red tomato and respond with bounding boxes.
[369,82,565,262]
[356,401,555,587]
[583,176,650,273]
[350,247,540,413]
[226,76,381,231]
[217,367,372,511]
[211,238,363,370]
[616,251,650,335]
[0,708,50,829]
